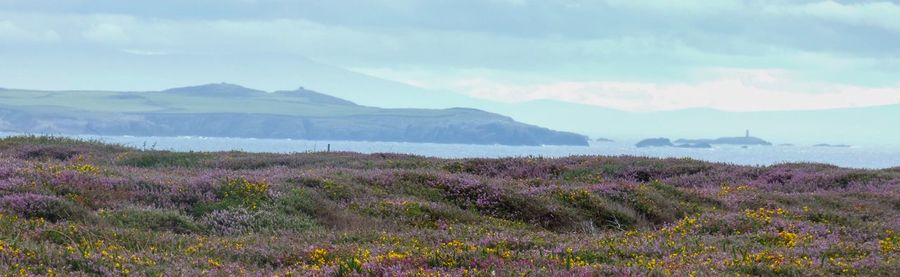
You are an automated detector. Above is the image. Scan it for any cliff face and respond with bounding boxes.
[0,84,589,146]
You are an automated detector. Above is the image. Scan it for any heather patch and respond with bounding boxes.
[0,136,897,275]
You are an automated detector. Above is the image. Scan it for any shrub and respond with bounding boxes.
[427,174,499,210]
[363,200,480,227]
[489,190,582,231]
[617,181,715,224]
[103,207,201,234]
[11,144,84,161]
[117,151,209,168]
[624,168,653,182]
[199,208,257,236]
[0,193,90,222]
[320,179,354,201]
[560,168,605,183]
[0,135,124,155]
[553,188,639,229]
[199,207,314,236]
[194,177,270,214]
[443,158,563,179]
[275,188,375,231]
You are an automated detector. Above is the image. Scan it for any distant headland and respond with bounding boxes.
[0,83,589,146]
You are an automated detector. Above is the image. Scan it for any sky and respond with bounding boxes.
[2,0,900,112]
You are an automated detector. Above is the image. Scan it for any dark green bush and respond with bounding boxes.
[362,200,480,228]
[490,191,581,231]
[0,193,91,222]
[276,188,376,231]
[117,151,209,168]
[553,188,639,229]
[193,177,270,215]
[103,207,201,234]
[621,181,715,224]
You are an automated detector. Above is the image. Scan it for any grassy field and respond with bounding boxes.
[0,136,898,275]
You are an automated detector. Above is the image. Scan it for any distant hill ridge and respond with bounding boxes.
[273,87,357,106]
[0,83,589,146]
[161,83,265,97]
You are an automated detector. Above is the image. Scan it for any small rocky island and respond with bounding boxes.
[636,138,675,148]
[675,130,772,146]
[635,138,713,149]
[637,131,771,148]
[814,144,851,148]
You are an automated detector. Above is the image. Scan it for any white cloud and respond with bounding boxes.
[433,69,900,112]
[770,1,900,32]
[491,0,528,6]
[2,3,900,113]
[82,22,128,43]
[121,48,168,56]
[0,20,59,42]
[603,0,900,31]
[601,0,744,14]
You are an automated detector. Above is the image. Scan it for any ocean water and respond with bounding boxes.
[6,133,898,169]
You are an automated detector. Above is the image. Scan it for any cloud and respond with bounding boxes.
[490,0,528,6]
[121,49,168,56]
[600,0,745,14]
[0,20,59,42]
[422,68,900,112]
[2,1,900,112]
[82,22,128,43]
[772,1,900,32]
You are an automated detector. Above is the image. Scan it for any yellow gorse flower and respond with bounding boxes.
[745,207,787,224]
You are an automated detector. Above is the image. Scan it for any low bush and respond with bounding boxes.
[276,188,376,231]
[199,207,316,236]
[117,151,210,168]
[193,177,270,215]
[553,188,640,229]
[0,193,90,222]
[103,207,201,234]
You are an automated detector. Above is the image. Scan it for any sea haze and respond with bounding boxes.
[6,133,897,169]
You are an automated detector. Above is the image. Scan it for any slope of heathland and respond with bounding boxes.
[0,136,897,275]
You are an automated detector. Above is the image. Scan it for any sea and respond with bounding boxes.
[4,133,899,169]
